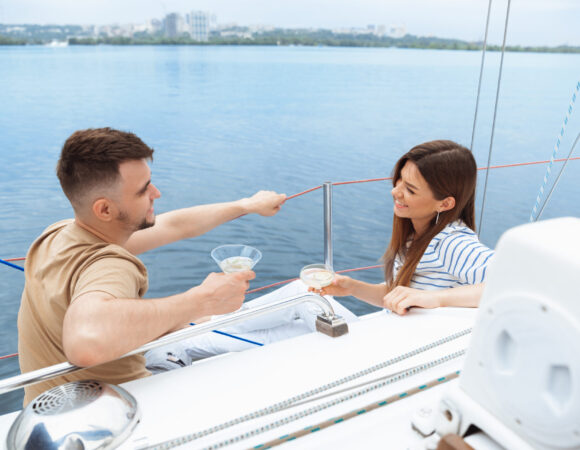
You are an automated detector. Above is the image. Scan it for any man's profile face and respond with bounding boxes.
[116,209,155,231]
[115,159,161,233]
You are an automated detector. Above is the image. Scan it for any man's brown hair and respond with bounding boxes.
[56,128,154,211]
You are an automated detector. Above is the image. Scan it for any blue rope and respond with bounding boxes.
[190,322,263,346]
[0,259,24,272]
[530,80,580,222]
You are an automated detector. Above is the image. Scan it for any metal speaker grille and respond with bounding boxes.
[31,380,104,415]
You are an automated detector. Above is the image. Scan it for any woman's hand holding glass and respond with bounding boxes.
[308,274,354,297]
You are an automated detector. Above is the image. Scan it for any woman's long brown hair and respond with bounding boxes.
[383,140,477,290]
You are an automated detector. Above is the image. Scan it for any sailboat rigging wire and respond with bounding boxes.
[470,0,493,152]
[247,264,384,295]
[535,132,580,221]
[478,0,512,237]
[530,81,580,222]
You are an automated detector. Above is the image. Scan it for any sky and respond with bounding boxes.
[1,0,579,47]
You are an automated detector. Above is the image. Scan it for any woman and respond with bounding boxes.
[319,140,493,314]
[146,140,493,370]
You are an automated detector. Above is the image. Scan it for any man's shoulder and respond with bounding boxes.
[29,219,146,275]
[40,218,75,236]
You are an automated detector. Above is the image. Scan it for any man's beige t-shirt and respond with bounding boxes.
[18,220,151,405]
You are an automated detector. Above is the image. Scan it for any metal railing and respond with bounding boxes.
[323,181,333,268]
[0,293,340,396]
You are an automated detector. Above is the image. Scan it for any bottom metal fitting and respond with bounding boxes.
[315,314,349,337]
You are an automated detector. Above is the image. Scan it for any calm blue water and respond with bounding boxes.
[0,45,579,413]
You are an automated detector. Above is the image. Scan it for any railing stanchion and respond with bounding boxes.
[323,181,333,269]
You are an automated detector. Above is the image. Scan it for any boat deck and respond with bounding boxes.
[0,308,482,449]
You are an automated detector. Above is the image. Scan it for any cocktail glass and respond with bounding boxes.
[300,263,335,290]
[211,244,262,273]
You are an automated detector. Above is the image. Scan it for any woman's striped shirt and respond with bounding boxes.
[394,221,494,290]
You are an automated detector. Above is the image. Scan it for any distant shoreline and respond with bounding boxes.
[1,32,579,54]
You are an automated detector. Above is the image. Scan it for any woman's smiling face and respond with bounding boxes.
[391,161,442,235]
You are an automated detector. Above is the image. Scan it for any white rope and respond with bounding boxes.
[535,132,580,221]
[147,328,471,449]
[530,82,580,222]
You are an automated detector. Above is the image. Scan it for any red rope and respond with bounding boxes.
[482,156,580,171]
[333,177,392,186]
[247,277,299,294]
[246,264,383,295]
[286,185,323,200]
[5,156,580,263]
[285,157,580,200]
[3,156,577,359]
[337,264,384,273]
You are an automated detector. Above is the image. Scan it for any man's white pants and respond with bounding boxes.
[145,280,358,372]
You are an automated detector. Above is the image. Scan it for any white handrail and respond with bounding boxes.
[0,293,337,396]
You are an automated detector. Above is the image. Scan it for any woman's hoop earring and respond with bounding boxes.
[435,211,440,225]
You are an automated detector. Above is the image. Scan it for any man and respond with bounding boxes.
[17,127,286,404]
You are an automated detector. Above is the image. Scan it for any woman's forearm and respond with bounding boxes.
[348,279,389,308]
[436,283,485,308]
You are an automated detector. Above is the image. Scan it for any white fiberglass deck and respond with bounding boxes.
[124,308,475,449]
[0,308,478,449]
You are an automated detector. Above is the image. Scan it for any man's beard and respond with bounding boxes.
[137,217,155,231]
[117,211,155,232]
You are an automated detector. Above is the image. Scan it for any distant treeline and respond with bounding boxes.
[1,27,579,53]
[0,35,26,45]
[69,34,580,53]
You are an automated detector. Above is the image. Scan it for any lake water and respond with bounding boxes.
[0,45,579,413]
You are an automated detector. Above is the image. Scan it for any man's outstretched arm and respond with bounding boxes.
[125,190,286,255]
[62,271,254,367]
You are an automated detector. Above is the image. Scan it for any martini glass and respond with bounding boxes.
[211,244,262,273]
[300,263,335,290]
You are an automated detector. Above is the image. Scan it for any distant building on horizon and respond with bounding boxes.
[187,10,213,42]
[163,12,185,38]
[388,25,406,38]
[147,19,163,34]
